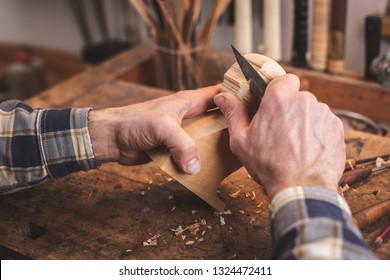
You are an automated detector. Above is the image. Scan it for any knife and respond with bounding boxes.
[231,45,268,100]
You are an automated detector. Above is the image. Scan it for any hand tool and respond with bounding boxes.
[365,16,382,79]
[353,200,390,230]
[327,0,348,74]
[291,0,309,68]
[339,164,390,187]
[231,45,268,100]
[345,153,390,170]
[374,224,390,246]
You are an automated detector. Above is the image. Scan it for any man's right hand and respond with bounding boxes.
[214,74,345,199]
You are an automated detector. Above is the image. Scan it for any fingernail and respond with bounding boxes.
[214,94,226,108]
[186,158,201,174]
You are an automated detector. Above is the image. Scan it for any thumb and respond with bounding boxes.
[158,120,201,175]
[214,93,250,154]
[214,93,250,135]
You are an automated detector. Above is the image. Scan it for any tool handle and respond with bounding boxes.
[353,200,390,230]
[365,16,382,78]
[339,168,372,186]
[310,0,331,70]
[327,0,348,74]
[291,0,309,67]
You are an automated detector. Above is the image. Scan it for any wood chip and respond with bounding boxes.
[238,210,245,214]
[251,191,256,200]
[197,237,204,242]
[185,240,195,245]
[220,216,226,226]
[191,210,198,215]
[229,190,240,198]
[167,177,173,182]
[339,184,350,197]
[140,191,145,196]
[168,195,174,200]
[181,235,187,240]
[143,234,160,246]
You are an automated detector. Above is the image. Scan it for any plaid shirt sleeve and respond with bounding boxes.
[0,100,99,194]
[270,186,377,259]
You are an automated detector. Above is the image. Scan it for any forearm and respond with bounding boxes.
[269,186,377,259]
[0,100,99,194]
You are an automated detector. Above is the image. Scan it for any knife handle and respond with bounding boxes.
[328,0,348,74]
[365,16,382,79]
[310,0,331,71]
[291,0,309,68]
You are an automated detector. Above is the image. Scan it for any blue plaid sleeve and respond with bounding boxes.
[0,100,99,194]
[269,186,377,259]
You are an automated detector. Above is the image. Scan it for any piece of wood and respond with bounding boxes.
[148,53,285,210]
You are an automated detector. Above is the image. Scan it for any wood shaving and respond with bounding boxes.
[185,240,195,245]
[140,191,145,196]
[197,237,204,242]
[229,190,240,198]
[167,177,173,182]
[191,210,198,215]
[181,235,187,240]
[251,191,256,200]
[238,210,245,214]
[168,195,174,200]
[220,216,226,226]
[376,157,390,167]
[200,219,207,225]
[245,192,251,198]
[143,234,160,246]
[170,206,176,212]
[257,202,263,208]
[201,230,206,236]
[207,226,213,230]
[249,217,256,224]
[339,184,350,197]
[170,225,184,235]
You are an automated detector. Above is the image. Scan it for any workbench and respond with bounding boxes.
[0,43,389,260]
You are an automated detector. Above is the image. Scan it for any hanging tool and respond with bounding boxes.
[231,45,268,100]
[291,0,309,68]
[339,164,390,187]
[345,153,390,170]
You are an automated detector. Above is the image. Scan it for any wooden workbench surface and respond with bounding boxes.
[0,44,389,260]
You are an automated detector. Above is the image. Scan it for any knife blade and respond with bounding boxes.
[231,45,268,99]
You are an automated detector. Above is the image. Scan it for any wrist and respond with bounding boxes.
[88,108,120,163]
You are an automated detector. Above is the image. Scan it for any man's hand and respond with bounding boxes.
[88,85,220,174]
[214,74,345,199]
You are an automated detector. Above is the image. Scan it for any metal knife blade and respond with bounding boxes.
[231,45,268,99]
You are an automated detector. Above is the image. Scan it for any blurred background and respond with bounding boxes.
[0,0,388,100]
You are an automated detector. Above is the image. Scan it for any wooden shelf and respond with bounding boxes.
[284,65,390,123]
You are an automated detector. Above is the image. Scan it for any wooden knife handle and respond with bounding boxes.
[328,0,348,74]
[292,0,309,67]
[365,16,382,79]
[353,200,390,230]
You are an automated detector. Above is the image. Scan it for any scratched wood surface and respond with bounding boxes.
[0,44,389,259]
